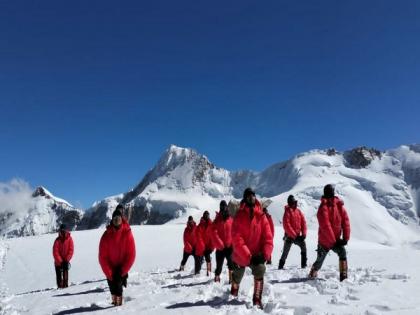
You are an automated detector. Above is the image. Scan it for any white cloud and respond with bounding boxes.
[0,178,34,215]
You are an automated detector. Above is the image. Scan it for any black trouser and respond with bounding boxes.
[107,279,123,296]
[180,251,201,273]
[55,262,69,288]
[195,249,212,273]
[215,247,233,276]
[107,268,128,297]
[279,238,307,265]
[312,244,347,271]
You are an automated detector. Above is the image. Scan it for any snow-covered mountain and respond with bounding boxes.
[79,144,420,246]
[0,186,83,237]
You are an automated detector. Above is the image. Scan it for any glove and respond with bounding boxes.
[283,235,295,242]
[335,239,348,247]
[296,235,306,242]
[250,254,265,265]
[122,274,128,287]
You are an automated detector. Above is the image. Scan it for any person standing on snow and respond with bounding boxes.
[52,224,74,288]
[211,200,234,283]
[196,210,214,276]
[278,195,307,269]
[179,216,201,273]
[309,184,350,281]
[231,188,273,309]
[99,205,136,306]
[262,207,274,264]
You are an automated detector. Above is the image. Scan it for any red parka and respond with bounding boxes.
[99,219,136,280]
[283,205,307,239]
[211,212,233,251]
[196,218,214,256]
[183,221,197,254]
[317,197,351,249]
[232,200,274,267]
[53,231,74,266]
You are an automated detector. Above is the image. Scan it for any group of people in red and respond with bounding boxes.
[51,184,350,310]
[179,184,351,309]
[52,205,136,306]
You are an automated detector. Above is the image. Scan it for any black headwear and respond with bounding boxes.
[243,187,256,200]
[287,195,297,207]
[323,184,335,199]
[112,209,123,218]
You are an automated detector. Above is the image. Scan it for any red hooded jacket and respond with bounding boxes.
[317,197,351,249]
[183,221,197,254]
[232,200,274,267]
[99,219,136,280]
[53,231,74,266]
[196,218,214,256]
[211,212,233,251]
[283,206,307,239]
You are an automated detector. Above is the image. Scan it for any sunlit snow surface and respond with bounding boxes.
[1,226,419,314]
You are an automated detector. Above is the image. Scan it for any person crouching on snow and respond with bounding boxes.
[309,184,351,282]
[52,224,74,289]
[99,205,136,306]
[278,195,307,269]
[211,200,234,283]
[231,188,273,309]
[179,216,201,273]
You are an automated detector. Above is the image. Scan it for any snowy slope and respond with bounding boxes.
[1,226,419,314]
[81,145,420,246]
[0,184,83,237]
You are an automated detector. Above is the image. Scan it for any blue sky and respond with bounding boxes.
[1,1,419,208]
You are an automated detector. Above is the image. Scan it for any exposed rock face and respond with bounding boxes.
[344,146,382,168]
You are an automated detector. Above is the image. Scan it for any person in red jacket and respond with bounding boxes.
[196,210,214,276]
[262,207,274,264]
[211,200,233,283]
[278,195,307,269]
[99,205,136,306]
[52,224,74,288]
[309,185,351,282]
[231,188,273,309]
[179,216,201,273]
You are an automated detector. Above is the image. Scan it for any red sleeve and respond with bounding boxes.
[195,226,205,256]
[341,206,351,241]
[225,218,233,248]
[262,216,274,261]
[211,222,224,251]
[183,229,193,253]
[98,233,113,280]
[121,230,136,276]
[283,210,297,239]
[65,237,74,262]
[53,239,62,265]
[231,214,251,267]
[317,205,336,249]
[300,211,307,237]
